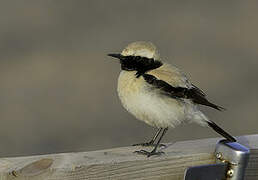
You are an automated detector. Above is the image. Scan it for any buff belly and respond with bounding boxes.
[117,71,186,128]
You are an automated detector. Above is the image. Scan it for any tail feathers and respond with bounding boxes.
[207,102,226,111]
[207,121,236,142]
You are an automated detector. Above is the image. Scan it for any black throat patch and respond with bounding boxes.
[119,55,163,78]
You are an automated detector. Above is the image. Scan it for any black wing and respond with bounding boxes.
[142,74,225,111]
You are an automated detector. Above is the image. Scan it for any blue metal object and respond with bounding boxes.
[184,163,227,180]
[184,140,250,180]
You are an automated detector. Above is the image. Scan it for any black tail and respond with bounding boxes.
[206,101,226,111]
[207,121,236,142]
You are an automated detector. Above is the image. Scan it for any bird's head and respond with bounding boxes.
[108,41,162,77]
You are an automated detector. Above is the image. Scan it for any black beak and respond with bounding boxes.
[107,53,123,60]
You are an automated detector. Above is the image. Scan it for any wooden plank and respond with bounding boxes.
[0,134,257,180]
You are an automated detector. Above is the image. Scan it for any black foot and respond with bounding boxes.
[133,142,166,148]
[132,142,153,147]
[134,149,164,157]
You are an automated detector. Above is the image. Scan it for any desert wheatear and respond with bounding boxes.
[108,41,235,157]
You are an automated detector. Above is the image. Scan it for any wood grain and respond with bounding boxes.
[0,135,257,180]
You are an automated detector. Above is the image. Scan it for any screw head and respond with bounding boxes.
[227,169,234,177]
[216,152,222,159]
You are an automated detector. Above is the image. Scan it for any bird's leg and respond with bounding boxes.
[133,128,165,147]
[135,127,168,157]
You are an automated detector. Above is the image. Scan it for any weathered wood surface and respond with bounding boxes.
[0,135,257,180]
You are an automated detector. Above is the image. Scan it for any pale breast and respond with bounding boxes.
[117,70,186,128]
[117,71,142,97]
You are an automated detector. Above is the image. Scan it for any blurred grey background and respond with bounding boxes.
[0,1,257,157]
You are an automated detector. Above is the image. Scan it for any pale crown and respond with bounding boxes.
[121,41,160,60]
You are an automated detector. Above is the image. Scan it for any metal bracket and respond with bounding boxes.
[184,140,250,180]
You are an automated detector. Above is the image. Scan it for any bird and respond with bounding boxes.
[108,41,236,157]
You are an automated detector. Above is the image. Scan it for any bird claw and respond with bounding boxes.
[134,149,164,157]
[132,142,166,148]
[132,142,153,147]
